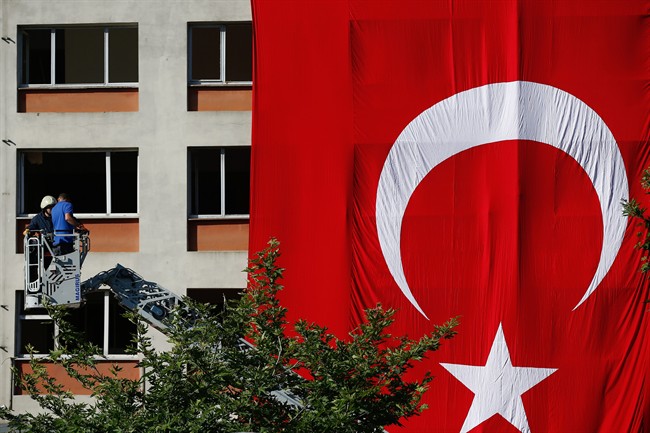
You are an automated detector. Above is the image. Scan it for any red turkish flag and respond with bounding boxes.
[250,1,650,432]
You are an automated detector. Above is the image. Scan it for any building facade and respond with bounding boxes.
[0,0,252,412]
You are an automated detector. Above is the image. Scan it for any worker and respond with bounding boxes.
[24,195,56,237]
[51,193,85,256]
[24,195,57,283]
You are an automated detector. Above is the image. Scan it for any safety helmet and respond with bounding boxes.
[40,195,57,209]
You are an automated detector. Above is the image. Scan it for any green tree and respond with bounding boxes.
[622,167,650,274]
[1,240,457,433]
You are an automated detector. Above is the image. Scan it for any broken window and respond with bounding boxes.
[20,25,138,86]
[188,22,252,84]
[189,147,250,217]
[15,291,136,357]
[18,150,138,215]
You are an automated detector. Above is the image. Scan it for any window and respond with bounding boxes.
[189,147,250,217]
[188,23,252,85]
[18,150,138,216]
[16,291,137,357]
[187,288,243,313]
[19,25,138,86]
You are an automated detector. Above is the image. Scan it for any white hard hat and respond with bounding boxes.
[40,195,57,209]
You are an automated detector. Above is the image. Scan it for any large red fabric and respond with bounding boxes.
[250,1,650,432]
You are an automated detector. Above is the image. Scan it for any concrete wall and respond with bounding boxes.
[0,0,251,410]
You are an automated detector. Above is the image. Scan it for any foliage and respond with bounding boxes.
[622,167,650,274]
[0,239,458,433]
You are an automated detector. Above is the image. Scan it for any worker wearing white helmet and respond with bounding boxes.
[23,195,56,283]
[25,195,56,235]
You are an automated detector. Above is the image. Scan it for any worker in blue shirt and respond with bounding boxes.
[51,193,85,256]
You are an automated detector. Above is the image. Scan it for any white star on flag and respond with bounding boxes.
[441,323,556,433]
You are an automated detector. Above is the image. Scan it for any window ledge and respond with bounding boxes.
[188,215,249,221]
[74,214,139,219]
[18,214,138,219]
[188,82,252,88]
[14,355,139,361]
[19,84,139,90]
[19,315,51,320]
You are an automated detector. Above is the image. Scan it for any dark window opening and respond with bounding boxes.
[225,23,252,82]
[55,28,104,84]
[189,147,250,216]
[19,320,54,354]
[108,27,138,83]
[108,295,137,354]
[187,288,243,313]
[16,291,137,356]
[190,148,221,215]
[21,29,51,85]
[225,147,250,215]
[20,25,138,86]
[191,27,221,81]
[66,292,104,349]
[20,150,138,215]
[189,23,252,83]
[16,291,55,355]
[111,151,138,213]
[22,152,106,214]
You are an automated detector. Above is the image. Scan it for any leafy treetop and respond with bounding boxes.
[1,239,457,433]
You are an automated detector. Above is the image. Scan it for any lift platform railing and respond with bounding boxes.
[23,230,90,310]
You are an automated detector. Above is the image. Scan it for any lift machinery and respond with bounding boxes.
[24,230,184,332]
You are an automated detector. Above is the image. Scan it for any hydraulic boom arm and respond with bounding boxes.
[80,264,185,333]
[79,264,302,407]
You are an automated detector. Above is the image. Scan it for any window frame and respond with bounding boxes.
[15,290,138,360]
[187,22,253,87]
[18,24,139,89]
[187,146,250,219]
[17,149,139,219]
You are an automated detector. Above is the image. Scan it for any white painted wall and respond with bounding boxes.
[0,0,252,410]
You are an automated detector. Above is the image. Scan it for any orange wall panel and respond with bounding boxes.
[188,220,249,251]
[16,218,139,253]
[14,360,140,395]
[18,88,138,113]
[187,87,252,111]
[78,219,139,252]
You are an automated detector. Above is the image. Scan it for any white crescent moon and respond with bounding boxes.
[376,81,628,319]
